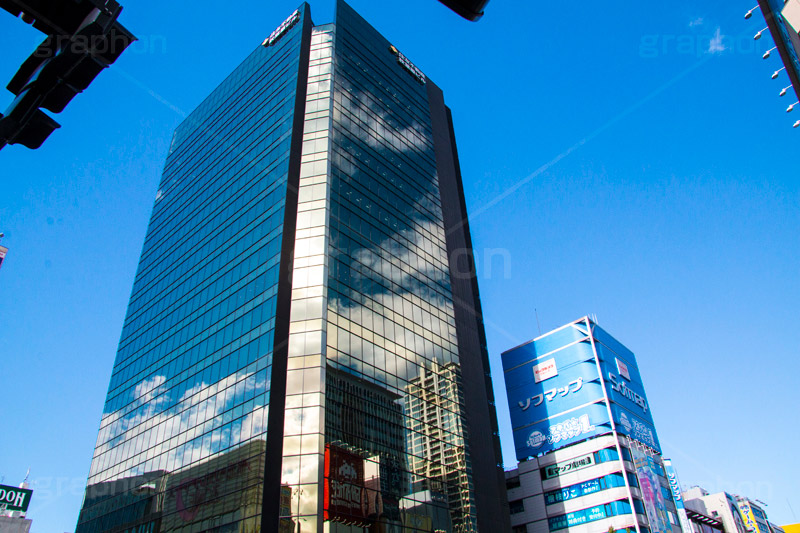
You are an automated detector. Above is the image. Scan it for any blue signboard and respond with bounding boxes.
[502,324,588,371]
[610,403,661,452]
[546,478,602,505]
[503,319,662,460]
[511,402,611,457]
[505,360,605,424]
[549,505,608,531]
[593,325,662,452]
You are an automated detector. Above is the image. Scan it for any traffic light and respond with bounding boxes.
[0,0,135,149]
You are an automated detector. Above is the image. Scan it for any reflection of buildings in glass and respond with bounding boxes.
[75,1,508,531]
[77,471,167,532]
[324,366,406,526]
[405,361,472,532]
[400,490,454,533]
[77,441,267,533]
[161,440,265,531]
[325,367,405,463]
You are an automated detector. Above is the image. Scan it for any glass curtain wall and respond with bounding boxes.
[75,8,310,532]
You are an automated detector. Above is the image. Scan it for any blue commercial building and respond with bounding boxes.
[502,317,682,533]
[74,2,508,532]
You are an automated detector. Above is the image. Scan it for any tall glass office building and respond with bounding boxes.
[75,2,508,532]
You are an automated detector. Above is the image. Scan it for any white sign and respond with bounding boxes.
[616,358,631,381]
[608,373,648,413]
[527,414,596,449]
[262,9,300,47]
[533,358,558,383]
[388,45,426,84]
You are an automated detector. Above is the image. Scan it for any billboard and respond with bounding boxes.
[503,333,612,459]
[664,459,692,533]
[503,319,662,459]
[594,325,662,453]
[0,484,32,512]
[632,447,673,533]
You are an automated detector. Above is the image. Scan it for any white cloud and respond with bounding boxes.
[708,27,727,54]
[89,370,268,483]
[689,17,704,28]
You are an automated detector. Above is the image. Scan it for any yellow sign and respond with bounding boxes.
[738,502,761,533]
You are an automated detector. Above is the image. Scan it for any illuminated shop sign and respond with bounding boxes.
[262,9,300,47]
[388,45,426,84]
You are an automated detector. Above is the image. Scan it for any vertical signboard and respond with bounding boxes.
[593,323,662,453]
[664,459,692,533]
[632,447,673,533]
[739,501,762,533]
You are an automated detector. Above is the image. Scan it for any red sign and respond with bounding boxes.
[324,444,368,524]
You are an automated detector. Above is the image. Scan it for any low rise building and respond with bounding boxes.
[683,487,748,533]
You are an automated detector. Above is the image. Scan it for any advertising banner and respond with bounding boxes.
[594,332,662,453]
[324,444,368,525]
[739,502,761,533]
[548,504,608,531]
[632,447,673,533]
[0,484,32,512]
[506,360,606,426]
[545,478,604,505]
[504,319,663,459]
[664,459,692,533]
[512,402,611,458]
[504,334,612,460]
[595,341,655,421]
[611,403,661,452]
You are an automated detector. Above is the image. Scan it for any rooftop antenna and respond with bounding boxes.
[535,309,542,336]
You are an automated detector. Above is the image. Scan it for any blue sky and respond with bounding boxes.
[1,0,798,531]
